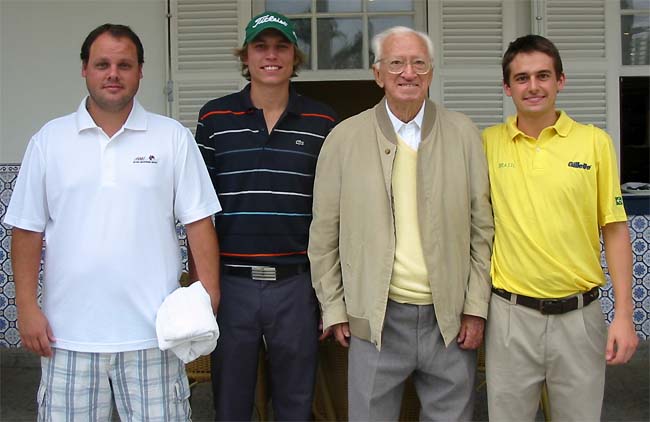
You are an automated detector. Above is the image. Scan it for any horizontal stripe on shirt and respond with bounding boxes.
[209,128,260,138]
[216,169,313,177]
[219,190,313,197]
[273,129,325,139]
[221,251,307,257]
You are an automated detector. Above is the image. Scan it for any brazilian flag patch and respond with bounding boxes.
[615,196,623,206]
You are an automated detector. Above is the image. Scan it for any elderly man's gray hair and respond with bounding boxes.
[371,26,435,67]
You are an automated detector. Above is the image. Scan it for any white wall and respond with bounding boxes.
[0,0,167,163]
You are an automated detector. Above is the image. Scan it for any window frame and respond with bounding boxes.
[619,0,650,74]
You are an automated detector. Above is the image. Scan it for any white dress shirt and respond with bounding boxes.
[385,100,426,151]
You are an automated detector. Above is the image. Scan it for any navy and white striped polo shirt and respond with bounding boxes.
[195,83,337,266]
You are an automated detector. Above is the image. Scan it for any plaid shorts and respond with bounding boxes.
[37,347,191,421]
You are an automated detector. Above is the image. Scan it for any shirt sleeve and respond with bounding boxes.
[3,137,48,232]
[173,127,221,225]
[595,127,627,227]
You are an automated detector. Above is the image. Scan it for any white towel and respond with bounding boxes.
[156,281,219,363]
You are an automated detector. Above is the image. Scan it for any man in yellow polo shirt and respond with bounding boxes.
[482,34,639,421]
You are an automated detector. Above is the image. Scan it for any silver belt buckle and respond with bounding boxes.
[251,266,277,281]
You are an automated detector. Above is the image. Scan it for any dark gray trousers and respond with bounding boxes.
[210,271,320,421]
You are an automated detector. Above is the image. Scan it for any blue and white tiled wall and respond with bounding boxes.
[0,164,649,346]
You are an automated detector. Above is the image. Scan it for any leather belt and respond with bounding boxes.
[492,287,599,315]
[222,263,309,282]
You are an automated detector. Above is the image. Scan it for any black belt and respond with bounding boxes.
[222,263,309,282]
[492,287,599,315]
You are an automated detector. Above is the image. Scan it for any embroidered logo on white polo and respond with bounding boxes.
[132,154,158,164]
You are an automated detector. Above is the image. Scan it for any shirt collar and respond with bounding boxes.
[240,82,301,116]
[75,96,147,133]
[385,100,425,134]
[553,110,572,137]
[506,110,572,141]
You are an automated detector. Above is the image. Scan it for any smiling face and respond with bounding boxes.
[373,32,433,113]
[504,51,565,121]
[82,32,142,115]
[244,29,295,88]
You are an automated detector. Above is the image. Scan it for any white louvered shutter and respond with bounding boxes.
[168,0,248,132]
[536,0,609,129]
[430,0,513,129]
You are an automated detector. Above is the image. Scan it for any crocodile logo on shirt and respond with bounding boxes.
[295,139,304,146]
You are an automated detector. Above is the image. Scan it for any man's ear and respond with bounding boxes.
[556,73,566,92]
[373,64,384,88]
[503,79,512,97]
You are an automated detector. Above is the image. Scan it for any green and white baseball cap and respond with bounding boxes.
[244,12,298,45]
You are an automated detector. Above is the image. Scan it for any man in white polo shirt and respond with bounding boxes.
[4,23,221,421]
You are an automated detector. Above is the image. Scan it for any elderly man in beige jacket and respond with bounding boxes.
[308,26,494,420]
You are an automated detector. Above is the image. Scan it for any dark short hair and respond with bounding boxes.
[502,35,563,85]
[233,30,306,81]
[80,23,144,65]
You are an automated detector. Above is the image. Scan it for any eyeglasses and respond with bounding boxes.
[377,58,431,75]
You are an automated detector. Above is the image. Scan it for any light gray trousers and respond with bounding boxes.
[348,300,477,421]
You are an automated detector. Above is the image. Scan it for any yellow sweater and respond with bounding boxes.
[389,136,432,304]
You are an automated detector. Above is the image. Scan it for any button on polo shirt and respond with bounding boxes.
[504,113,573,171]
[100,134,117,186]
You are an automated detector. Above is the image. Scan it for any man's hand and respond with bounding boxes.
[18,303,55,357]
[331,322,351,347]
[457,314,484,350]
[318,318,332,341]
[606,315,639,365]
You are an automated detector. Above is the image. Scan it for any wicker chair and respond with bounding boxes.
[186,355,212,390]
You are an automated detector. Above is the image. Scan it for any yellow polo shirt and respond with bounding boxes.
[482,111,627,298]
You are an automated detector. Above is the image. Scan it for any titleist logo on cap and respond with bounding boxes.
[252,14,288,28]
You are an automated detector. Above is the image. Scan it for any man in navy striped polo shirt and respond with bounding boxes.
[193,11,337,421]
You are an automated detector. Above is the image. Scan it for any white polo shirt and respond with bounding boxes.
[5,98,221,352]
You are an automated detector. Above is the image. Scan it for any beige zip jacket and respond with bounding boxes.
[309,98,493,348]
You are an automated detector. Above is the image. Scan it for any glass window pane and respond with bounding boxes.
[266,0,311,14]
[316,0,362,13]
[368,16,415,63]
[621,0,650,10]
[317,18,363,69]
[622,15,650,65]
[293,18,312,70]
[367,0,414,12]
